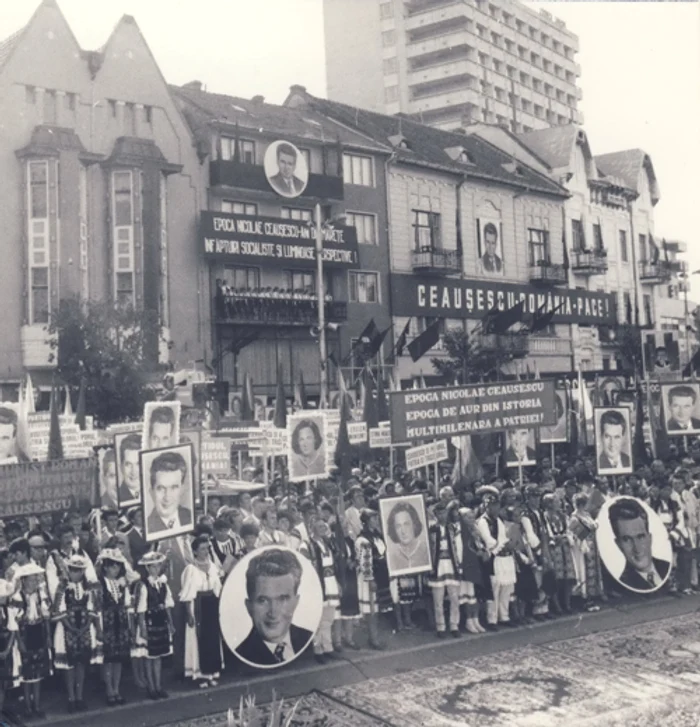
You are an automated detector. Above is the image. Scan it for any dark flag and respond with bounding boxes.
[343,319,380,365]
[273,365,287,428]
[75,376,87,431]
[652,389,671,461]
[376,370,389,421]
[365,326,390,360]
[633,381,647,466]
[682,347,700,378]
[48,380,64,461]
[362,368,379,430]
[562,227,570,270]
[296,371,308,411]
[530,302,564,334]
[491,299,526,334]
[407,320,441,362]
[394,318,411,358]
[480,304,501,334]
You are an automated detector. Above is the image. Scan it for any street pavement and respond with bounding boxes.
[6,593,700,726]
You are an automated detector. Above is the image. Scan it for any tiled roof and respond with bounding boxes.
[595,149,660,204]
[516,125,579,169]
[296,92,567,197]
[170,85,387,154]
[0,24,26,70]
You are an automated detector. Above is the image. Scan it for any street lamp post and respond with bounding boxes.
[315,203,328,408]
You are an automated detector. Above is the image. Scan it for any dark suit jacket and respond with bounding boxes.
[118,481,139,505]
[598,451,631,470]
[504,446,536,465]
[147,506,192,534]
[667,417,700,432]
[268,173,304,196]
[234,623,312,667]
[480,254,502,273]
[127,526,150,567]
[619,557,670,591]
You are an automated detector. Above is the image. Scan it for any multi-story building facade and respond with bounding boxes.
[287,89,618,383]
[172,83,392,403]
[0,0,203,401]
[323,0,582,132]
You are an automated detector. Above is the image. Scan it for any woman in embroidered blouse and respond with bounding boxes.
[136,551,174,700]
[542,494,576,614]
[568,492,601,610]
[52,554,102,713]
[180,535,224,688]
[11,562,52,719]
[96,548,132,706]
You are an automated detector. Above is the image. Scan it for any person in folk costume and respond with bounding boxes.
[209,518,239,577]
[505,506,539,625]
[303,515,341,663]
[46,524,97,602]
[457,507,489,634]
[11,563,53,718]
[135,551,174,700]
[521,485,553,620]
[337,516,361,650]
[355,509,392,650]
[653,480,685,593]
[427,501,463,639]
[541,493,576,613]
[95,548,133,706]
[476,487,517,631]
[0,577,19,716]
[125,507,150,577]
[51,554,102,713]
[180,535,224,688]
[568,492,601,611]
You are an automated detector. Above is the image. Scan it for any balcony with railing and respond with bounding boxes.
[478,333,529,358]
[639,260,673,283]
[570,248,608,275]
[529,261,567,286]
[411,247,462,275]
[214,290,347,326]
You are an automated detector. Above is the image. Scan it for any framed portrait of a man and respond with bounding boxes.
[596,496,672,593]
[540,390,568,444]
[219,545,322,669]
[594,407,633,476]
[288,411,328,482]
[115,429,143,508]
[661,382,700,436]
[98,447,118,510]
[476,218,504,277]
[263,140,309,199]
[142,401,181,451]
[0,404,19,464]
[140,442,195,543]
[379,494,432,578]
[503,428,537,467]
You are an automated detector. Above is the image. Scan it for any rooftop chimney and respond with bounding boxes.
[183,80,203,92]
[289,85,307,94]
[251,95,265,105]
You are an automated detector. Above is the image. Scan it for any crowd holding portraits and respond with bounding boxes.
[540,390,568,444]
[379,494,431,578]
[503,429,537,467]
[139,443,195,543]
[142,402,181,451]
[219,546,321,670]
[114,430,142,508]
[662,382,700,435]
[594,407,633,476]
[596,497,673,594]
[287,412,328,482]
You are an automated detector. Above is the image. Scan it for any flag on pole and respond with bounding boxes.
[530,302,565,334]
[632,381,647,466]
[365,326,390,360]
[75,377,87,431]
[48,380,64,461]
[273,365,287,428]
[407,320,441,362]
[394,319,411,359]
[362,368,378,430]
[63,386,73,417]
[376,370,389,421]
[490,299,526,334]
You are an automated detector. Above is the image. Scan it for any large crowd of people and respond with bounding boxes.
[0,441,699,721]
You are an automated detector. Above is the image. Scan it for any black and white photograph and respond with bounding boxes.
[114,429,143,508]
[379,494,432,578]
[0,404,19,464]
[263,140,309,199]
[219,546,322,670]
[142,401,181,450]
[139,442,195,543]
[540,390,568,444]
[503,428,537,467]
[287,411,328,482]
[595,497,673,594]
[98,446,118,510]
[662,382,700,435]
[594,407,633,476]
[476,218,504,277]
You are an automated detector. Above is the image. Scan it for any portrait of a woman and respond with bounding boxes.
[382,498,431,577]
[289,418,326,479]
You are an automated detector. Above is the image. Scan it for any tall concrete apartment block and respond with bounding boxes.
[324,0,582,132]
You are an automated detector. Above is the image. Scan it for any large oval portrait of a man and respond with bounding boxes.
[264,140,309,199]
[219,545,322,670]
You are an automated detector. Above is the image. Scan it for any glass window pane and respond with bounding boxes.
[29,162,48,218]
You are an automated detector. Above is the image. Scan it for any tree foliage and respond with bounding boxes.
[430,329,503,384]
[48,298,163,426]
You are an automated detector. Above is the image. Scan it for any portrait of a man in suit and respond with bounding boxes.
[117,433,142,506]
[665,384,700,434]
[596,408,632,474]
[234,548,313,668]
[0,406,18,462]
[477,222,503,276]
[145,449,193,538]
[148,405,177,449]
[266,142,307,198]
[504,428,536,467]
[608,497,670,592]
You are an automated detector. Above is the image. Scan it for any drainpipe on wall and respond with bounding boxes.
[383,151,398,384]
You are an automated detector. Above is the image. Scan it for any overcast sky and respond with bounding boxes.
[3,1,699,293]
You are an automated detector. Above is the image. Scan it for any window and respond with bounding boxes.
[349,271,379,303]
[27,161,50,324]
[528,228,549,265]
[622,292,632,323]
[571,219,585,251]
[413,210,440,250]
[286,270,315,291]
[31,268,50,325]
[619,230,628,262]
[384,85,399,103]
[380,1,393,19]
[224,265,260,289]
[124,102,136,135]
[643,293,652,326]
[342,153,374,187]
[222,200,258,215]
[240,140,255,164]
[43,90,56,124]
[281,207,312,221]
[383,57,398,75]
[345,212,377,245]
[144,105,153,125]
[29,161,48,219]
[381,30,396,47]
[112,171,135,306]
[220,137,256,163]
[639,233,647,262]
[593,223,604,251]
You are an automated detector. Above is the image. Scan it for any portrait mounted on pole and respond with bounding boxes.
[594,407,633,476]
[379,493,432,578]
